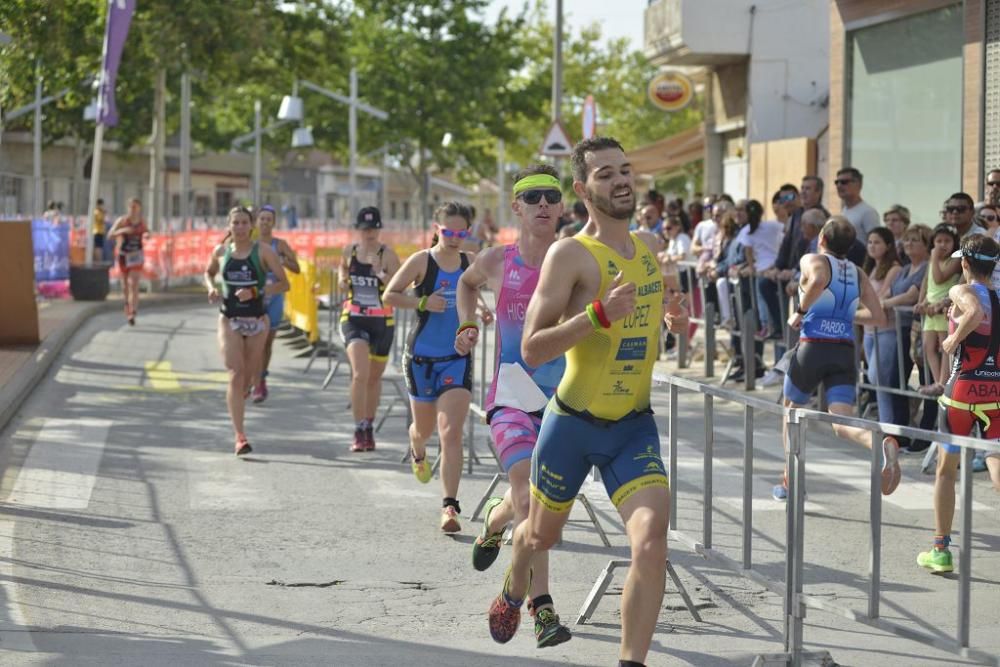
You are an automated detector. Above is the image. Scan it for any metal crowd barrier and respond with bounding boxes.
[675,261,717,377]
[586,374,1000,667]
[673,261,792,392]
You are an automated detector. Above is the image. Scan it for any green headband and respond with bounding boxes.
[513,174,561,196]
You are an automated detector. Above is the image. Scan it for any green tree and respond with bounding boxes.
[344,0,543,226]
[500,2,701,181]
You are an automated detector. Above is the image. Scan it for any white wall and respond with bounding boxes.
[678,0,830,143]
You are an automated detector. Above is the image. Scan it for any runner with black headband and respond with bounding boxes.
[455,164,572,648]
[339,206,401,452]
[253,204,300,403]
[204,206,289,455]
[384,201,481,532]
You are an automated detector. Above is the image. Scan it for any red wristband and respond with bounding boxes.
[591,300,611,328]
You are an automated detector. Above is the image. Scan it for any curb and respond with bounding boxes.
[0,294,206,436]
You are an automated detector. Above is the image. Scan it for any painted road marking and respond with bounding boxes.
[0,521,37,651]
[144,361,182,391]
[6,418,111,509]
[187,455,283,510]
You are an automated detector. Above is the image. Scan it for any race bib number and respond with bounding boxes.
[229,317,266,337]
[124,250,144,268]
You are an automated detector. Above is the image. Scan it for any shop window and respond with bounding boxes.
[847,5,963,223]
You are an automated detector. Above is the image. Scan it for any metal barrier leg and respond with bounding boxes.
[868,429,883,620]
[703,394,714,550]
[742,307,757,391]
[742,404,754,570]
[704,302,716,378]
[321,356,343,389]
[666,560,702,622]
[469,472,507,521]
[575,493,611,548]
[959,443,973,647]
[576,560,627,624]
[576,558,702,625]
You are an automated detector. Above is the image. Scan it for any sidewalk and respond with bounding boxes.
[0,288,206,433]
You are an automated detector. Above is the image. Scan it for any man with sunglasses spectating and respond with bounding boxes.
[930,192,987,286]
[454,164,573,649]
[835,167,880,240]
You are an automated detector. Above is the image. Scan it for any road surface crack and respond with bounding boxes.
[266,579,345,588]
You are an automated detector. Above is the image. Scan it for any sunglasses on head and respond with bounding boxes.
[519,189,562,205]
[945,205,970,213]
[438,227,470,239]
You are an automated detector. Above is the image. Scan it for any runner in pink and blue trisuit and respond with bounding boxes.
[455,164,571,649]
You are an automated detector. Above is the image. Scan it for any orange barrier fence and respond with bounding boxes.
[69,226,518,285]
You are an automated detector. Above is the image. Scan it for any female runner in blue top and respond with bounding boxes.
[384,201,485,533]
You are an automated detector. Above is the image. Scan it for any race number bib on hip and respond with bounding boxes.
[228,317,266,337]
[124,250,144,268]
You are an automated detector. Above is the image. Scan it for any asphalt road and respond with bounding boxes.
[0,303,998,666]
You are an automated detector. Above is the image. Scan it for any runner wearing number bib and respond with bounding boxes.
[252,204,300,404]
[204,207,288,456]
[455,165,571,648]
[108,197,148,325]
[918,235,1000,574]
[384,201,478,533]
[338,206,401,452]
[778,216,902,502]
[486,138,688,666]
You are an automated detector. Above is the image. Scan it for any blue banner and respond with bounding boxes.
[32,218,70,281]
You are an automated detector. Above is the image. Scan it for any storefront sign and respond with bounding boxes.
[648,72,694,112]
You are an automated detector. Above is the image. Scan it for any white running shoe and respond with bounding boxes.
[760,369,783,388]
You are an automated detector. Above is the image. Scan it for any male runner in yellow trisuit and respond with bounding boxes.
[487,137,686,667]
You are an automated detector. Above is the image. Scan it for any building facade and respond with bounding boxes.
[829,0,988,225]
[643,0,830,207]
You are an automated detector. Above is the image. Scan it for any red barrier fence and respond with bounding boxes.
[68,225,518,285]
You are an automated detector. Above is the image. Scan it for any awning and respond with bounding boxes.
[627,124,704,175]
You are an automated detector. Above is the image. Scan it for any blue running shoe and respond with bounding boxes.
[772,483,788,501]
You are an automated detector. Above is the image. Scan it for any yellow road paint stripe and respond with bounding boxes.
[144,361,182,391]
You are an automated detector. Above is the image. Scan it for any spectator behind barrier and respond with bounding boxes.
[883,204,911,266]
[883,223,935,452]
[861,227,902,425]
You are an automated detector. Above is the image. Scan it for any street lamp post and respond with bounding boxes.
[278,68,388,221]
[253,99,262,204]
[230,104,293,205]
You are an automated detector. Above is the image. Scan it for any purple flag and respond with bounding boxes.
[97,0,136,127]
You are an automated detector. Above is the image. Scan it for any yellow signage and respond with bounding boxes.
[648,72,694,112]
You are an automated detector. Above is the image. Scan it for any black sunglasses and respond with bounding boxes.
[519,189,562,205]
[834,178,855,186]
[945,205,970,213]
[988,181,1000,187]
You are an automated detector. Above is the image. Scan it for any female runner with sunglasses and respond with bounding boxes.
[384,201,480,532]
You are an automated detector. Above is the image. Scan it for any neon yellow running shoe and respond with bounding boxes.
[410,448,432,484]
[917,548,953,573]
